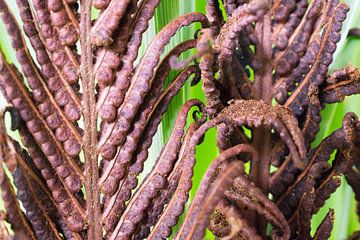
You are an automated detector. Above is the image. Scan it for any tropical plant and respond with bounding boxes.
[0,0,359,239]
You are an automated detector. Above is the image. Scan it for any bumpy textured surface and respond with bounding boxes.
[0,0,359,239]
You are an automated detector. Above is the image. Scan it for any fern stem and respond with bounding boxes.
[250,2,273,237]
[80,0,101,239]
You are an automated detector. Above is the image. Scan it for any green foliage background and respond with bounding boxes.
[0,0,359,239]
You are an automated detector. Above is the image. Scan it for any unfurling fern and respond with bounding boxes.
[0,0,359,239]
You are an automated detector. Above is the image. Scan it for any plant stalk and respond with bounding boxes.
[250,2,272,236]
[80,0,102,239]
[251,3,272,190]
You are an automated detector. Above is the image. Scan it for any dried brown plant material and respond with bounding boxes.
[0,124,37,239]
[0,211,12,240]
[348,28,360,38]
[98,13,209,160]
[225,175,290,240]
[97,8,198,123]
[273,0,308,51]
[109,100,205,239]
[79,0,101,237]
[209,201,262,240]
[177,145,258,239]
[220,100,306,168]
[0,1,82,158]
[321,65,360,103]
[349,231,360,240]
[0,51,83,193]
[199,29,223,117]
[275,0,324,76]
[177,162,243,240]
[0,109,85,234]
[134,121,201,239]
[217,0,267,100]
[92,0,111,9]
[313,209,335,240]
[12,162,65,239]
[100,65,200,197]
[302,84,322,148]
[47,0,79,46]
[285,3,350,115]
[91,0,132,46]
[206,0,224,35]
[94,0,153,89]
[32,0,80,85]
[15,0,81,120]
[137,121,203,239]
[0,0,359,239]
[0,166,37,239]
[274,0,343,105]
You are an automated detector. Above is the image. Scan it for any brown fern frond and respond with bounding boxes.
[0,0,359,239]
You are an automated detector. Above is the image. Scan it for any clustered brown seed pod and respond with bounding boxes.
[0,0,359,239]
